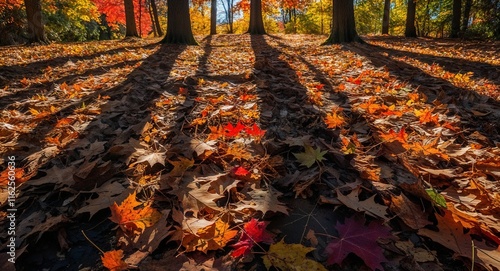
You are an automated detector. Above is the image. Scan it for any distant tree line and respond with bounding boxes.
[0,0,498,45]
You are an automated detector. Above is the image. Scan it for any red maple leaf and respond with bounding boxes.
[232,218,274,257]
[224,121,245,137]
[326,216,392,270]
[244,123,266,138]
[234,166,250,176]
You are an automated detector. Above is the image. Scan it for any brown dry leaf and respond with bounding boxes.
[182,215,238,253]
[109,191,161,234]
[167,157,194,177]
[390,193,431,229]
[336,187,388,219]
[233,186,288,215]
[418,210,472,256]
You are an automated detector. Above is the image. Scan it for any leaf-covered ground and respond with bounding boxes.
[0,35,499,271]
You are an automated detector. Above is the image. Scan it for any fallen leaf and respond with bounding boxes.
[101,250,128,271]
[109,191,161,234]
[336,187,388,219]
[167,157,194,177]
[293,144,327,168]
[326,216,392,270]
[232,218,274,257]
[390,193,431,229]
[264,239,327,271]
[182,215,238,253]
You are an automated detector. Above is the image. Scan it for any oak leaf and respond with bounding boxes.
[109,191,161,234]
[101,250,128,271]
[293,144,327,168]
[326,216,392,270]
[264,239,327,271]
[232,218,274,257]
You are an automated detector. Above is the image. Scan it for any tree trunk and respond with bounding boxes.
[148,1,158,36]
[24,0,48,44]
[405,0,417,37]
[323,0,362,43]
[151,0,163,36]
[461,0,472,32]
[161,0,197,45]
[228,0,234,33]
[450,0,461,37]
[248,0,266,34]
[382,0,391,34]
[124,0,139,37]
[210,0,217,34]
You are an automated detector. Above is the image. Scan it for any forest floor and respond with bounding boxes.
[0,34,499,271]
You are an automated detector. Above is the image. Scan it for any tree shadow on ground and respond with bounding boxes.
[364,37,499,84]
[346,42,500,144]
[0,39,203,270]
[249,34,359,247]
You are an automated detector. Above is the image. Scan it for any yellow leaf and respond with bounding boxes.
[264,239,327,271]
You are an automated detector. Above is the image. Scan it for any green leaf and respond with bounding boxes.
[293,144,327,168]
[425,188,447,208]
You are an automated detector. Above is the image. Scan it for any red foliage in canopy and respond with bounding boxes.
[92,0,152,36]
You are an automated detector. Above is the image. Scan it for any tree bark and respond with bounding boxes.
[148,1,158,36]
[450,0,461,37]
[461,0,472,32]
[151,0,163,36]
[248,0,266,34]
[24,0,48,44]
[124,0,139,37]
[405,0,417,37]
[382,0,391,34]
[210,0,217,35]
[161,0,197,45]
[323,0,362,43]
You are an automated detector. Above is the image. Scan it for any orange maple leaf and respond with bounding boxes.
[414,108,439,125]
[101,250,128,271]
[182,216,238,253]
[325,110,345,129]
[358,97,386,115]
[208,125,225,140]
[109,191,161,234]
[380,127,408,144]
[407,140,449,160]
